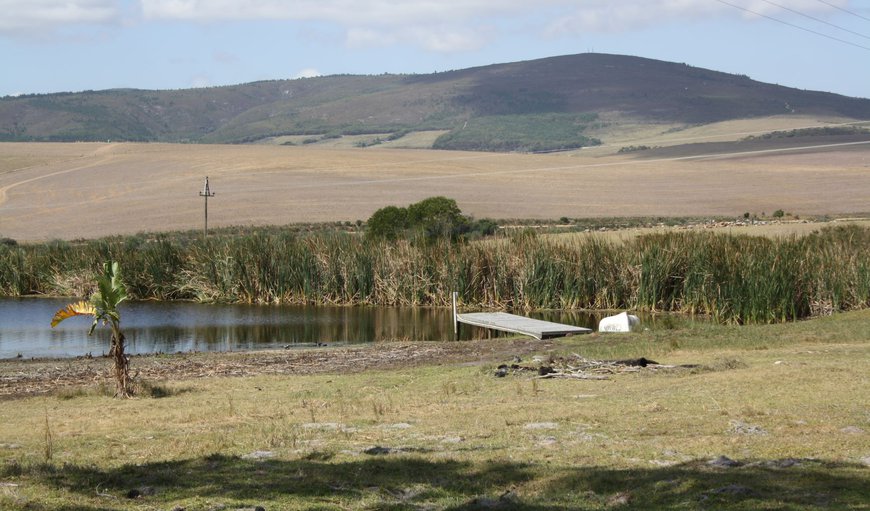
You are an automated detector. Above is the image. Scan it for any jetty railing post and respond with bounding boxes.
[452,291,459,341]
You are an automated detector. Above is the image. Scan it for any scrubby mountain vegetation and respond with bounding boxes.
[3,53,870,151]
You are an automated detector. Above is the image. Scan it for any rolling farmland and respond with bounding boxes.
[1,116,869,241]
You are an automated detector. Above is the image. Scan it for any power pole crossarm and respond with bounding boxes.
[199,176,215,237]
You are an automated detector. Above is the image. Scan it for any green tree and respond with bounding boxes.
[366,197,495,243]
[407,196,467,241]
[51,262,133,397]
[366,205,410,240]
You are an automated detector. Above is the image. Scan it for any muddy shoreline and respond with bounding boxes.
[0,338,557,399]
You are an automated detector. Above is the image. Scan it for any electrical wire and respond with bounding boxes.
[713,0,870,51]
[813,0,870,23]
[757,0,870,40]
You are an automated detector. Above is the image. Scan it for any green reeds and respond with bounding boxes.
[2,226,869,324]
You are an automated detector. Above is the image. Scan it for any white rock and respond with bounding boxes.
[242,450,275,460]
[301,422,343,430]
[524,422,558,430]
[382,423,413,429]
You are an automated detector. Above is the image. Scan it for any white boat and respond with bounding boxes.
[598,311,640,333]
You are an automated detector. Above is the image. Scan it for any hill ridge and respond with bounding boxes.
[2,53,869,151]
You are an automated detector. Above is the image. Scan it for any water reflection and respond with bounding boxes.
[0,297,701,359]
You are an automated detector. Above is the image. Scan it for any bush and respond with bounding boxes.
[467,218,498,239]
[355,137,383,148]
[366,197,491,243]
[773,209,785,218]
[366,206,409,240]
[408,197,467,241]
[617,145,651,153]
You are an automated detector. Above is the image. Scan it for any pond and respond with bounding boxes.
[0,297,617,359]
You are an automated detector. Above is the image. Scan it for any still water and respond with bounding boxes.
[0,297,609,359]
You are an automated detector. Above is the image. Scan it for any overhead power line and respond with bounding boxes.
[813,0,870,23]
[758,0,870,40]
[714,0,870,51]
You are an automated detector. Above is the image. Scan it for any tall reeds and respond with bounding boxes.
[2,225,868,324]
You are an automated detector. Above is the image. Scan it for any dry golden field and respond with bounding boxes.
[1,115,869,241]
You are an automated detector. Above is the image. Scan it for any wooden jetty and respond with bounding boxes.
[452,292,592,340]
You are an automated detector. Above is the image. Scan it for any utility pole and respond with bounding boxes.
[199,176,215,238]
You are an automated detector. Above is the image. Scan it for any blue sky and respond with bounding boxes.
[2,0,869,99]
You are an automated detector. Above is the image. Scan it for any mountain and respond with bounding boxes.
[2,53,870,151]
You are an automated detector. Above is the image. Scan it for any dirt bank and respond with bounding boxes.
[0,338,556,399]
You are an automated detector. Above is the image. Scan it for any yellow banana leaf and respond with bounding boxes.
[50,301,97,328]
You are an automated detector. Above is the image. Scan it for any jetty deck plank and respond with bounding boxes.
[456,312,592,340]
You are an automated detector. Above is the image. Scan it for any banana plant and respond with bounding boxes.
[51,261,133,397]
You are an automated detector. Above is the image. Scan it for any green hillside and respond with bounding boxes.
[2,53,870,151]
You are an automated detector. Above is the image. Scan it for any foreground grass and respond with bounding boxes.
[0,312,868,510]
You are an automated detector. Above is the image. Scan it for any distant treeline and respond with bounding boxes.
[1,225,868,324]
[742,126,870,141]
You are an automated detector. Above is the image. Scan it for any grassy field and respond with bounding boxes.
[0,310,868,510]
[1,115,869,241]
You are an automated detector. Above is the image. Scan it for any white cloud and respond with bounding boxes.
[3,0,844,48]
[139,0,522,25]
[345,26,486,52]
[0,0,118,34]
[345,27,397,48]
[136,0,847,52]
[190,74,211,88]
[213,50,239,64]
[544,0,847,35]
[293,68,322,79]
[137,0,846,25]
[138,0,527,52]
[411,26,489,53]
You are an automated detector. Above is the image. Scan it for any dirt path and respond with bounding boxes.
[0,144,118,207]
[0,338,556,399]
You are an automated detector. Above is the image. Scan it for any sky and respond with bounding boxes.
[1,0,869,99]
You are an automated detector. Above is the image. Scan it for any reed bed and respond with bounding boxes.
[1,225,868,324]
